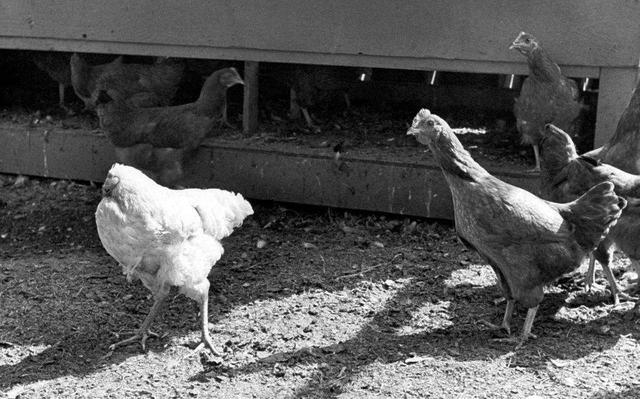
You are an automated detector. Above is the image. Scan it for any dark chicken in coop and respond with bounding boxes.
[70,53,184,109]
[510,32,583,172]
[94,67,244,186]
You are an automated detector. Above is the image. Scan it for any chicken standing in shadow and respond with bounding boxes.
[407,109,625,346]
[276,64,371,132]
[32,51,73,111]
[539,123,640,303]
[94,67,244,186]
[510,32,583,172]
[70,53,184,109]
[95,163,253,357]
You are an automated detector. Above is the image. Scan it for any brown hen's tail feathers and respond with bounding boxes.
[560,181,626,250]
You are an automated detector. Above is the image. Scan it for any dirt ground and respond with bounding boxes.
[1,173,640,399]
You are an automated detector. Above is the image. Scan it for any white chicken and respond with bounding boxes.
[95,163,253,356]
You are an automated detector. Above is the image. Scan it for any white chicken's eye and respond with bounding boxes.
[427,120,434,127]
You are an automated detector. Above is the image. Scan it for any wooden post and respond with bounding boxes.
[242,61,259,136]
[594,67,637,147]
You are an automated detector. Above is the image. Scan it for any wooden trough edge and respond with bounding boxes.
[0,124,539,220]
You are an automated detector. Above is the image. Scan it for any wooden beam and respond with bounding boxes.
[0,124,539,220]
[594,67,638,147]
[242,61,259,136]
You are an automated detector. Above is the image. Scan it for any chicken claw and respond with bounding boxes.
[109,329,160,351]
[492,333,537,350]
[479,299,515,336]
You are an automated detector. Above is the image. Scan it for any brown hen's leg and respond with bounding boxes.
[501,299,515,335]
[218,100,236,129]
[630,259,640,284]
[584,253,598,292]
[109,286,169,352]
[528,144,541,173]
[517,306,539,347]
[480,299,514,335]
[492,306,538,349]
[600,261,636,305]
[301,107,321,133]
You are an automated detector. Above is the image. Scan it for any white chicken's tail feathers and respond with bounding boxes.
[561,181,626,250]
[184,188,253,240]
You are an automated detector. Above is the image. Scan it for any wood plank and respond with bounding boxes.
[594,68,638,147]
[242,61,259,136]
[0,1,638,69]
[0,124,539,220]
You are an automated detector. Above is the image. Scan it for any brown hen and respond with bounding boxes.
[511,32,583,172]
[408,109,625,346]
[539,123,640,303]
[95,67,244,186]
[70,53,184,109]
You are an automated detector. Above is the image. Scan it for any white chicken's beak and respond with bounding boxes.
[102,175,120,197]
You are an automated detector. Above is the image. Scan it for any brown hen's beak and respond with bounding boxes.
[407,127,420,136]
[231,76,245,86]
[508,41,521,51]
[544,123,563,137]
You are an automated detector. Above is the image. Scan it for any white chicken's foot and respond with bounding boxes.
[185,288,223,362]
[109,329,160,352]
[109,292,167,352]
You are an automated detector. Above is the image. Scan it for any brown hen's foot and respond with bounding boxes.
[525,167,541,174]
[616,291,638,303]
[492,333,537,349]
[109,329,160,352]
[479,319,511,336]
[480,299,514,336]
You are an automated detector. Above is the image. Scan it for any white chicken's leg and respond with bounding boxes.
[191,280,223,358]
[109,286,169,351]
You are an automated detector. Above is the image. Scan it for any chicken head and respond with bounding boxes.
[219,67,245,88]
[406,108,452,146]
[509,31,539,55]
